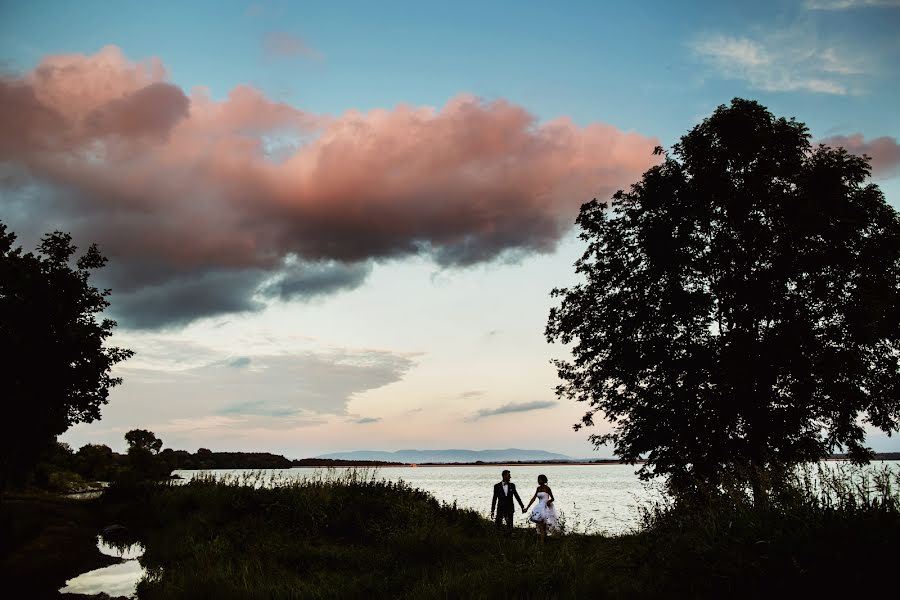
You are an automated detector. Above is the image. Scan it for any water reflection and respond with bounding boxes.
[59,560,145,597]
[58,537,146,598]
[99,538,144,560]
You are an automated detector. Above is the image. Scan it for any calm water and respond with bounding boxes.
[58,538,146,598]
[174,464,666,534]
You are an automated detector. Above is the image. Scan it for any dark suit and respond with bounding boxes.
[491,481,524,532]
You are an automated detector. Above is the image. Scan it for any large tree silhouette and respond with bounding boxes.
[546,99,900,499]
[0,223,132,490]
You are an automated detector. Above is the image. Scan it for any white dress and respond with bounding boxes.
[529,491,561,532]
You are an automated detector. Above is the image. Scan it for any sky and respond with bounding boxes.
[1,0,899,458]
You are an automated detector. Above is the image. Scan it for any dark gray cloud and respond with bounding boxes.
[458,390,485,399]
[466,400,558,422]
[86,257,372,329]
[351,417,381,424]
[260,260,372,301]
[105,269,265,330]
[98,258,373,329]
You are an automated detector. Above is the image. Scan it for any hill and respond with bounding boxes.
[315,448,573,463]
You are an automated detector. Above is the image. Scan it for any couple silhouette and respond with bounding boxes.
[490,469,560,540]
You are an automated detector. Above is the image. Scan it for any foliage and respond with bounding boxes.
[94,464,900,599]
[0,222,133,490]
[546,99,900,497]
[633,462,900,597]
[126,429,163,454]
[123,429,171,481]
[75,443,119,481]
[30,441,77,491]
[44,470,89,493]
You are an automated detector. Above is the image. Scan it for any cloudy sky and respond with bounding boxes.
[2,1,899,457]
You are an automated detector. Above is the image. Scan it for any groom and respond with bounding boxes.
[491,469,525,533]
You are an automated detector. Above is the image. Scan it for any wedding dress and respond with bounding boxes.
[529,491,560,532]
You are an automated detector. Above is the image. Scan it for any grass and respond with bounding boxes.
[94,463,900,599]
[101,469,640,599]
[632,462,900,597]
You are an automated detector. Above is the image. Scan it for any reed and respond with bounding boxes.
[101,464,900,599]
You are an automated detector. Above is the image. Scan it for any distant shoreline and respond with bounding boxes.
[290,461,635,468]
[174,454,900,470]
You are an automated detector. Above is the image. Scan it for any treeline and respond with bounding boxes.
[168,449,293,470]
[33,433,409,490]
[163,452,406,469]
[40,444,298,483]
[830,453,900,461]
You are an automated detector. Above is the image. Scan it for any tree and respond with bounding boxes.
[0,223,133,490]
[124,429,169,479]
[546,99,900,499]
[75,443,117,480]
[125,428,163,454]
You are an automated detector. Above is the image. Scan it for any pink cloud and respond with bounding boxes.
[29,45,167,121]
[0,46,660,327]
[85,82,189,140]
[820,133,900,178]
[263,32,322,60]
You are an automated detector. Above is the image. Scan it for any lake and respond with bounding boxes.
[173,460,900,535]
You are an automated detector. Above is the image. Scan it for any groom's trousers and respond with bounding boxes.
[495,507,514,532]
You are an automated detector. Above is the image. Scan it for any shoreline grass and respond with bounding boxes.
[4,464,897,598]
[92,464,899,599]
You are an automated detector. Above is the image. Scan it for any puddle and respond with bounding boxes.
[59,560,145,597]
[98,539,144,560]
[58,537,146,598]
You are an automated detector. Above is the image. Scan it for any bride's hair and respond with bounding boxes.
[537,474,548,485]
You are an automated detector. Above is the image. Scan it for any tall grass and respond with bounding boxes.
[633,462,900,597]
[102,464,900,599]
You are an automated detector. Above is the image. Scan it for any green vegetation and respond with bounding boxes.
[86,464,899,599]
[0,223,132,492]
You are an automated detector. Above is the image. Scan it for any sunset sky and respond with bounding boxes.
[2,1,899,457]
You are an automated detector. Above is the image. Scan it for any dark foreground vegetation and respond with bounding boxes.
[5,465,897,599]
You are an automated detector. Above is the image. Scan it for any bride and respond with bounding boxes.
[523,474,560,541]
